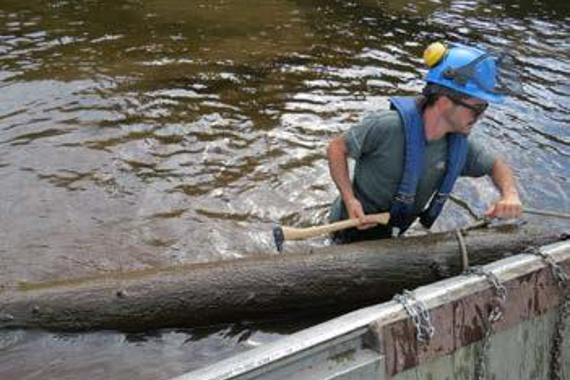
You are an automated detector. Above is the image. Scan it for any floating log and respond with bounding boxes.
[0,224,567,332]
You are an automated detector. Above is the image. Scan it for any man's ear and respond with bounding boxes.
[436,95,454,113]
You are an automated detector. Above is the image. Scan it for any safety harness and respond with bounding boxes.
[389,96,468,234]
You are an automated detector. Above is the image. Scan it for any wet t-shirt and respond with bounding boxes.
[329,110,495,222]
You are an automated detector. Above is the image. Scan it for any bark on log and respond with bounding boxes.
[0,224,567,332]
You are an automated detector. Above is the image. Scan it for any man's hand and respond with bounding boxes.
[487,158,523,219]
[346,198,378,230]
[485,193,523,219]
[327,137,379,230]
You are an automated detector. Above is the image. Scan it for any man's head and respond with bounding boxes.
[421,84,488,135]
[420,42,508,135]
[423,42,505,103]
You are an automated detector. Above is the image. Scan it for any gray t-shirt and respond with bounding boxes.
[329,110,495,222]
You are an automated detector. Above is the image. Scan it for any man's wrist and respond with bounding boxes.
[502,189,520,200]
[342,194,357,205]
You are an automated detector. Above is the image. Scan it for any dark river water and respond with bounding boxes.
[0,0,568,378]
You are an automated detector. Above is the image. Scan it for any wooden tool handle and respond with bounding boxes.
[281,213,390,241]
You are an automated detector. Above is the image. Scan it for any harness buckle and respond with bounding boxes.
[395,192,415,204]
[434,192,449,204]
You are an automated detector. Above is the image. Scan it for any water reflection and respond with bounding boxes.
[0,0,568,378]
[0,326,282,380]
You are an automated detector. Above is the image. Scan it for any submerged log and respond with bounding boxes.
[0,224,567,331]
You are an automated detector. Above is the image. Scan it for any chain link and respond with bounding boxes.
[464,266,507,323]
[524,247,569,380]
[551,291,569,380]
[463,265,508,380]
[474,319,494,380]
[524,247,569,288]
[393,290,435,344]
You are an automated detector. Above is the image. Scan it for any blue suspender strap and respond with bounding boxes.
[389,97,468,233]
[389,97,426,233]
[420,133,468,228]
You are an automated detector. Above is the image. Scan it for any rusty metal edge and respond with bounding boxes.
[170,240,570,380]
[382,241,570,376]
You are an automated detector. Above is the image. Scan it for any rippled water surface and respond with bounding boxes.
[1,0,568,378]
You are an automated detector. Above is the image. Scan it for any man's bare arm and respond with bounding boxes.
[486,158,523,218]
[327,137,376,228]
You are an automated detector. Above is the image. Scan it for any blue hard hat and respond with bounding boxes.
[425,44,504,104]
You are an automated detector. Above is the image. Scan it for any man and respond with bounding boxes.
[327,42,522,244]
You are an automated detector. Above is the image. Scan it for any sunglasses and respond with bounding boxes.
[448,96,488,117]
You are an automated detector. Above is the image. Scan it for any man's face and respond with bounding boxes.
[445,96,489,135]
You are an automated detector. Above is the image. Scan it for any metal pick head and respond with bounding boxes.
[272,226,284,253]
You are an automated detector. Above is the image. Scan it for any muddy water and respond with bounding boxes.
[0,0,568,378]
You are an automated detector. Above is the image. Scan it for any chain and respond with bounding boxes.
[464,266,508,323]
[551,291,569,380]
[463,266,508,379]
[524,247,569,288]
[474,320,494,380]
[524,247,569,380]
[393,290,435,344]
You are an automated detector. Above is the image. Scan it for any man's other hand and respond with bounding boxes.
[485,193,523,219]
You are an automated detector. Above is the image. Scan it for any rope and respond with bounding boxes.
[449,194,570,221]
[454,229,469,271]
[524,208,570,220]
[449,194,480,220]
